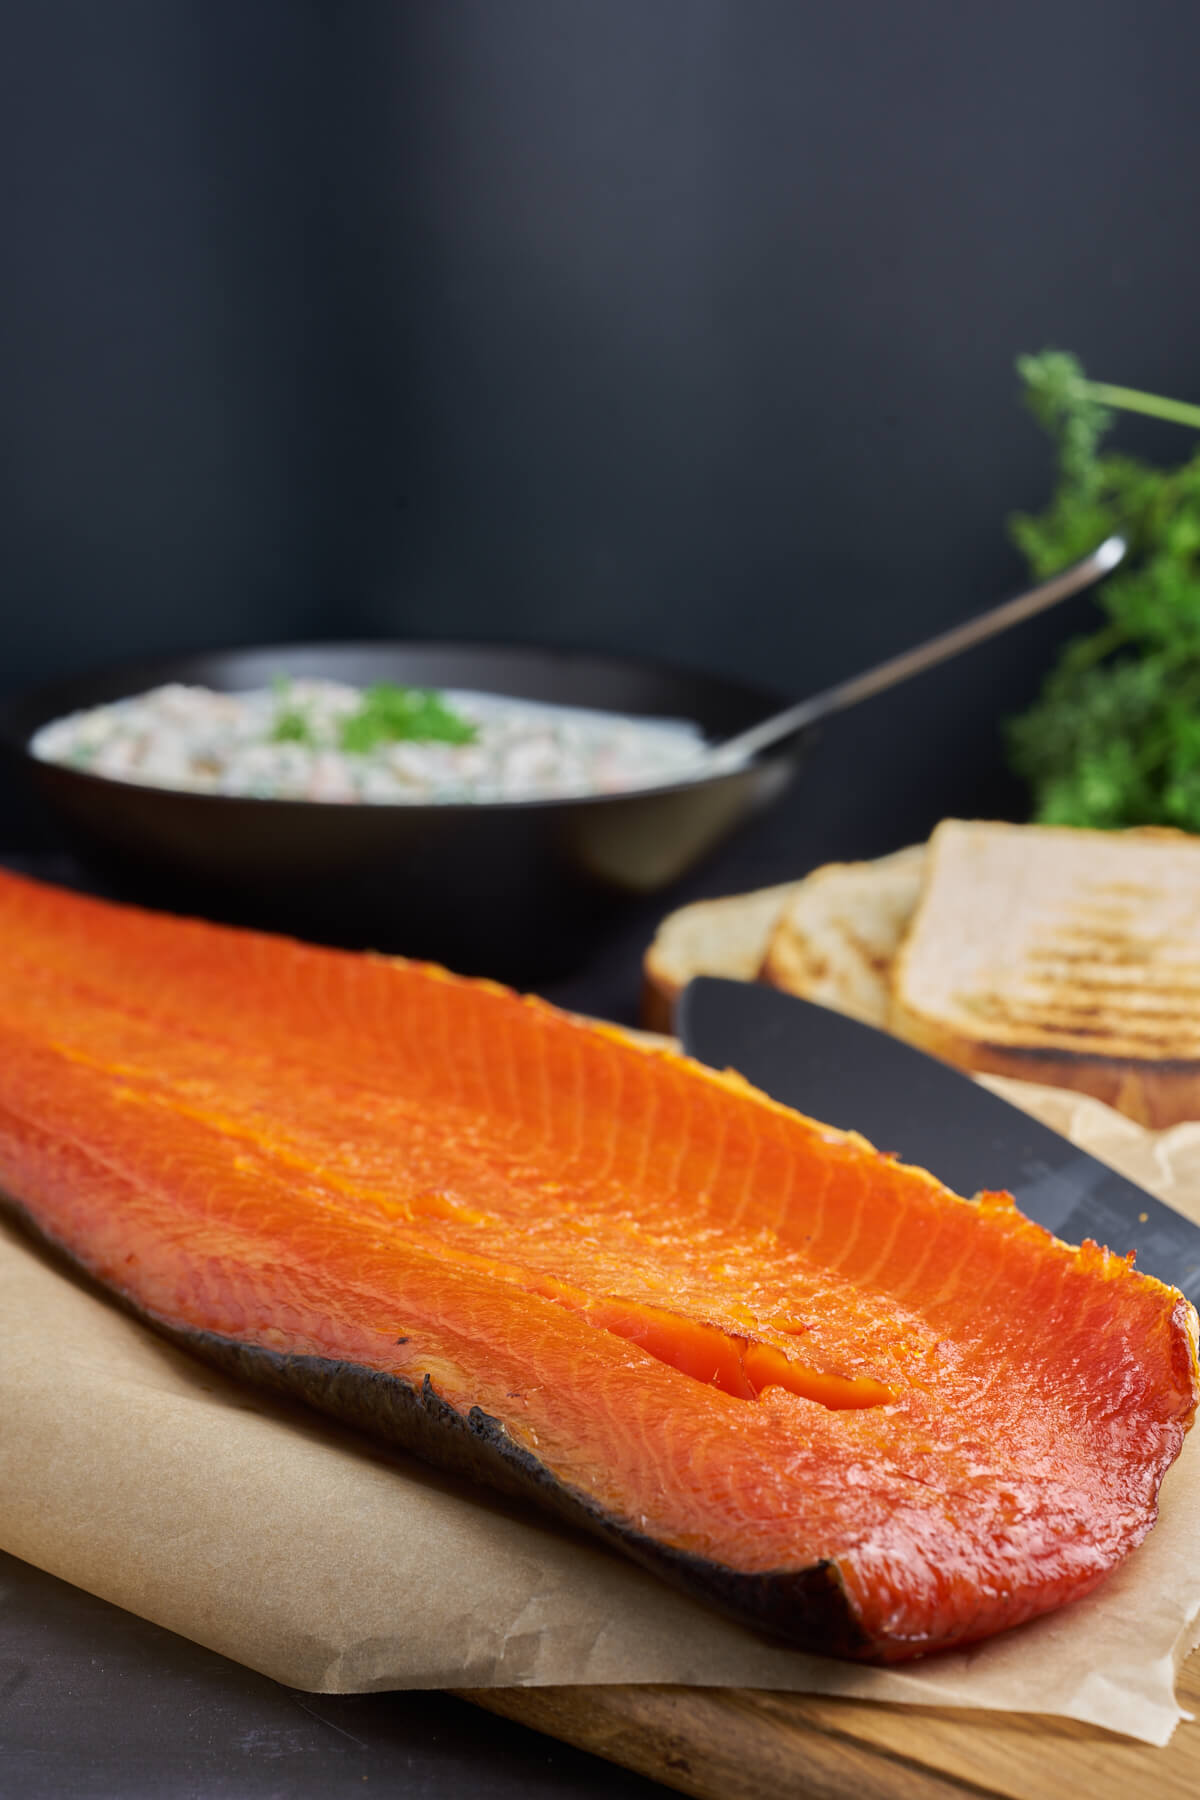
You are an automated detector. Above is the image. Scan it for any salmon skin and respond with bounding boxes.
[0,870,1196,1662]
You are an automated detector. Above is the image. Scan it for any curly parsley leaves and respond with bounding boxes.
[1007,352,1200,830]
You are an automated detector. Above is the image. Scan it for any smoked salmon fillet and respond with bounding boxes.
[0,868,1195,1662]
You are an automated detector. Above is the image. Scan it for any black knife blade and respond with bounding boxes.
[678,977,1200,1305]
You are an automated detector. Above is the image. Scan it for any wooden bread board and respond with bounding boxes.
[459,1645,1200,1799]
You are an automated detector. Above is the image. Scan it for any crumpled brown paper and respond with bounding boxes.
[1,1077,1198,1745]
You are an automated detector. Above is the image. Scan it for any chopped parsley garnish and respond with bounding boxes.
[270,707,316,745]
[338,684,478,753]
[268,676,316,745]
[266,676,477,753]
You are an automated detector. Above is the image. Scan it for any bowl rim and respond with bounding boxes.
[2,636,800,817]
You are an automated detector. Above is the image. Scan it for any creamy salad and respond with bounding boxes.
[29,678,714,804]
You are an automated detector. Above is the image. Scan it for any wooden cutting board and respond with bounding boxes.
[460,1642,1200,1798]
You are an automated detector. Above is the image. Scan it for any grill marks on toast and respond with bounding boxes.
[966,890,1200,1047]
[642,822,1200,1129]
[893,824,1200,1066]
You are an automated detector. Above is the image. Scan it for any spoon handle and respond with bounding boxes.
[713,534,1127,768]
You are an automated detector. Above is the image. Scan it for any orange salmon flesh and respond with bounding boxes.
[0,869,1195,1661]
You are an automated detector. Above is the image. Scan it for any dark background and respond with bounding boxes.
[3,0,1199,855]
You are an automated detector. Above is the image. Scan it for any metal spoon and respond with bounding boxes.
[708,534,1127,770]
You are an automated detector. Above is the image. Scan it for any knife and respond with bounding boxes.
[677,976,1200,1305]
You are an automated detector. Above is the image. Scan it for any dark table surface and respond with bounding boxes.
[0,695,1013,1799]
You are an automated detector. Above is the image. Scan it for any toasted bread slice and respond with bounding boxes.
[641,882,800,1032]
[642,848,926,1034]
[761,845,927,1027]
[889,819,1200,1126]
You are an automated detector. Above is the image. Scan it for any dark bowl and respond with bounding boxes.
[0,641,802,981]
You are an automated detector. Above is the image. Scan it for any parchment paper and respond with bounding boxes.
[2,1077,1199,1746]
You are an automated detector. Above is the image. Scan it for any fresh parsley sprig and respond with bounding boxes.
[1007,352,1200,830]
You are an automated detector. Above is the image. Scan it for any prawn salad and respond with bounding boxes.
[29,679,717,804]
